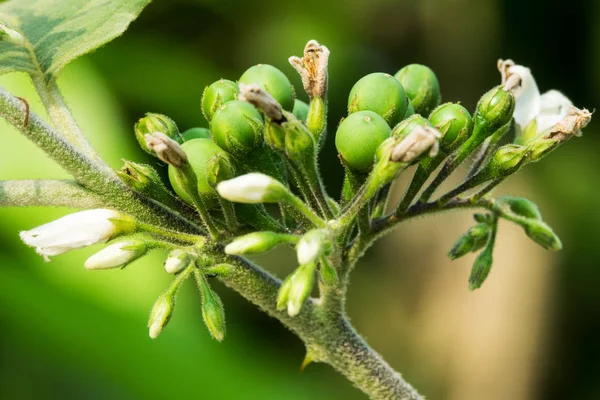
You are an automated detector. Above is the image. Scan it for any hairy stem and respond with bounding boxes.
[0,179,104,209]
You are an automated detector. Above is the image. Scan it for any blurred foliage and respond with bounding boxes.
[1,0,598,399]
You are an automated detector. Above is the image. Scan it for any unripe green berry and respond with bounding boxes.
[135,113,181,154]
[394,64,441,115]
[168,138,227,208]
[239,64,295,112]
[429,103,473,153]
[210,100,264,156]
[292,99,310,122]
[181,127,211,141]
[201,79,240,122]
[475,86,515,133]
[348,72,408,127]
[391,114,432,140]
[335,111,392,172]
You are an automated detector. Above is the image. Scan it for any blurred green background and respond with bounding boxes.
[1,0,598,399]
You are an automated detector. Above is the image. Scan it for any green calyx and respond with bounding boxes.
[335,111,392,172]
[201,79,240,122]
[474,86,515,138]
[394,64,441,115]
[239,64,295,112]
[135,113,181,154]
[348,72,408,127]
[429,103,473,153]
[485,144,529,178]
[168,138,228,208]
[206,153,237,187]
[210,100,264,156]
[181,127,211,141]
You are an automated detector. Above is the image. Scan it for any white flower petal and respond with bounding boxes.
[508,65,541,129]
[85,242,138,270]
[536,90,573,133]
[217,173,282,203]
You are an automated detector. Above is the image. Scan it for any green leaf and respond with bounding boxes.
[0,0,151,80]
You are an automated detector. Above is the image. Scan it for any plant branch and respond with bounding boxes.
[0,179,104,209]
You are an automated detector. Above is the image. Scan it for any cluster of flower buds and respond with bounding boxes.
[18,39,590,340]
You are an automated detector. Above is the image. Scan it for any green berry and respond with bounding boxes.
[239,64,295,112]
[135,113,181,154]
[210,100,264,156]
[181,127,211,141]
[335,111,391,172]
[348,72,408,127]
[429,103,472,153]
[475,86,515,131]
[391,114,432,140]
[292,99,310,122]
[394,64,441,115]
[168,138,227,208]
[201,79,240,122]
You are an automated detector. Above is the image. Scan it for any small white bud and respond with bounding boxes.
[216,173,289,204]
[287,263,317,317]
[20,209,135,260]
[164,249,190,274]
[297,229,328,265]
[225,231,297,256]
[148,294,174,339]
[84,240,145,270]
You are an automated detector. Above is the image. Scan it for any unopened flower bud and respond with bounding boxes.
[164,249,190,274]
[20,209,135,259]
[206,153,236,187]
[0,21,24,46]
[394,64,441,115]
[496,196,542,220]
[429,103,473,153]
[84,239,148,270]
[148,293,174,339]
[117,161,162,192]
[201,79,240,122]
[145,132,188,168]
[276,274,294,311]
[335,111,391,172]
[181,127,211,141]
[225,231,298,256]
[210,100,264,156]
[484,144,528,178]
[297,229,329,265]
[448,224,491,260]
[348,72,408,127]
[287,263,317,317]
[474,86,515,137]
[239,64,295,112]
[306,96,327,144]
[196,272,226,341]
[217,173,290,204]
[522,219,562,251]
[289,40,329,99]
[135,113,181,154]
[468,246,494,290]
[293,99,310,122]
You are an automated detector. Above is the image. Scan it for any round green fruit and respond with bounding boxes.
[239,64,295,112]
[335,111,392,172]
[181,127,211,141]
[210,100,264,156]
[394,64,441,115]
[428,103,472,152]
[292,99,310,122]
[348,72,408,127]
[201,79,240,122]
[168,138,227,208]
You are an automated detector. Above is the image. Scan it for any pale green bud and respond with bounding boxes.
[297,229,330,265]
[469,247,494,290]
[196,273,226,341]
[216,173,290,204]
[277,274,294,311]
[522,219,562,251]
[117,161,163,192]
[164,249,190,274]
[225,231,298,256]
[85,238,148,270]
[135,113,181,155]
[287,263,317,317]
[148,293,174,339]
[448,223,491,260]
[497,196,542,220]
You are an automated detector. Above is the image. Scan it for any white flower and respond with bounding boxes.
[297,229,327,265]
[216,173,287,203]
[84,241,141,270]
[500,60,572,137]
[164,249,189,274]
[20,209,132,259]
